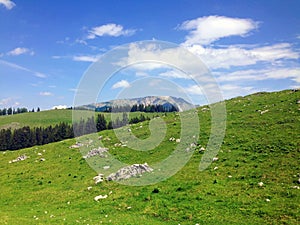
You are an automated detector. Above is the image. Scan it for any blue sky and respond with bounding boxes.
[0,0,299,109]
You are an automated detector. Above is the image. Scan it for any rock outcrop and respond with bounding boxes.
[107,163,153,181]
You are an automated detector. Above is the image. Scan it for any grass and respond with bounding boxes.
[0,109,161,129]
[0,89,299,224]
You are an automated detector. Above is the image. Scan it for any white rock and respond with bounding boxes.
[93,174,104,184]
[266,199,270,202]
[214,167,218,170]
[87,186,92,191]
[212,157,218,161]
[107,163,153,181]
[94,194,108,201]
[176,139,181,143]
[38,152,42,156]
[83,147,109,159]
[260,109,269,115]
[258,182,264,187]
[190,143,196,148]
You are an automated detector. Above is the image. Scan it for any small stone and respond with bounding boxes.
[94,195,108,201]
[258,182,264,187]
[93,174,104,184]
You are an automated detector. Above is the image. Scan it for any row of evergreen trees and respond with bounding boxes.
[0,107,40,116]
[98,104,178,113]
[0,113,149,151]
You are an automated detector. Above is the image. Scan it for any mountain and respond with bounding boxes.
[83,96,194,112]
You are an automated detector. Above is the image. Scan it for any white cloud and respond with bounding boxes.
[117,43,209,76]
[250,43,298,61]
[0,97,20,108]
[87,23,136,39]
[135,71,149,77]
[68,88,77,93]
[179,15,258,45]
[0,0,15,10]
[186,43,299,69]
[185,85,204,95]
[73,55,99,62]
[52,105,67,109]
[112,80,130,89]
[7,47,34,56]
[160,70,190,79]
[0,97,13,105]
[216,68,300,83]
[39,92,53,96]
[0,59,47,78]
[220,84,254,99]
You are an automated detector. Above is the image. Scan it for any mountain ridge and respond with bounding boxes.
[83,96,194,112]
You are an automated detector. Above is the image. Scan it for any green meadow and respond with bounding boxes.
[0,90,299,224]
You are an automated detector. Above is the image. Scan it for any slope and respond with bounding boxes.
[0,89,299,224]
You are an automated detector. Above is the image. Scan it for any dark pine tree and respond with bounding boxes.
[96,114,107,132]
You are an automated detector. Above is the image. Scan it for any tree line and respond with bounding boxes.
[0,113,149,151]
[96,104,178,113]
[0,107,40,116]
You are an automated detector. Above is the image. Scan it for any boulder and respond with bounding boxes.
[107,163,153,181]
[83,147,108,159]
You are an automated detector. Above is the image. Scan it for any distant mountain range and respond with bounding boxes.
[81,96,194,112]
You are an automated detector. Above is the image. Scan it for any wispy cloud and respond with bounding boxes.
[0,59,47,78]
[39,92,53,96]
[87,23,136,39]
[179,15,259,45]
[216,68,300,83]
[112,80,130,89]
[0,97,19,106]
[160,70,190,79]
[7,47,34,56]
[186,43,299,69]
[72,55,99,62]
[0,0,15,10]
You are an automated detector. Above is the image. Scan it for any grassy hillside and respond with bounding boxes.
[0,109,160,130]
[0,109,73,129]
[0,90,299,224]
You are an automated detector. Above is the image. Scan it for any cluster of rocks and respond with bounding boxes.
[114,143,127,147]
[9,155,28,163]
[169,137,181,143]
[107,163,153,181]
[83,147,108,159]
[93,174,104,184]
